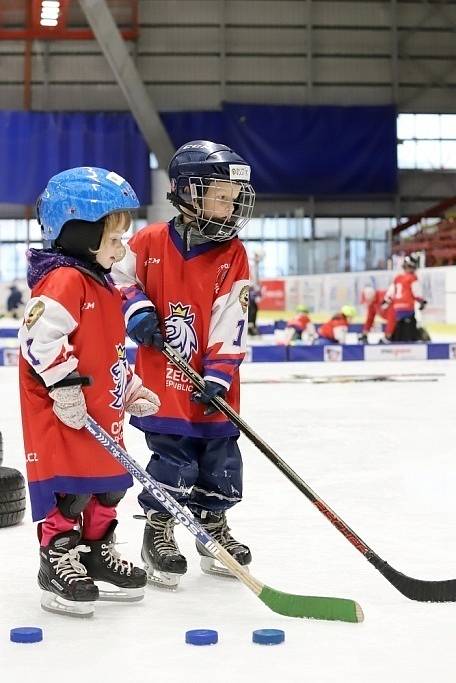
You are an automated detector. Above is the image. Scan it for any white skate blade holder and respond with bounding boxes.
[200,556,249,578]
[40,591,96,618]
[144,565,181,591]
[97,583,145,602]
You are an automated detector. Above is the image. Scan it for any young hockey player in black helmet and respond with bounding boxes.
[19,167,160,617]
[112,140,255,588]
[383,254,427,342]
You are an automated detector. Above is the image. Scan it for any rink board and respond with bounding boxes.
[1,342,454,366]
[256,321,384,334]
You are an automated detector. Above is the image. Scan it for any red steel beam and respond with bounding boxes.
[0,0,138,40]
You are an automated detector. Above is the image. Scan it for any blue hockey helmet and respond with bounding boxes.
[167,140,255,242]
[37,167,140,242]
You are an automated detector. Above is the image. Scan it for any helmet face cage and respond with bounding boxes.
[176,175,255,242]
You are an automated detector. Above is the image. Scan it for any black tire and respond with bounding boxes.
[0,466,26,528]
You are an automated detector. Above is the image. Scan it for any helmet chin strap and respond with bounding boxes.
[179,206,198,251]
[179,205,222,251]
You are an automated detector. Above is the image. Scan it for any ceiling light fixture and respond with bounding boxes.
[40,0,60,27]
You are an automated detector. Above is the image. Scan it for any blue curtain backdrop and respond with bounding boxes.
[0,105,397,205]
[0,111,151,205]
[161,103,397,195]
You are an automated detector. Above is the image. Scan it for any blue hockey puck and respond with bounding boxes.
[10,627,43,644]
[252,629,285,645]
[185,629,218,646]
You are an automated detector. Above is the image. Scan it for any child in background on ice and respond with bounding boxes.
[383,255,427,342]
[358,285,395,343]
[19,167,160,617]
[315,304,357,344]
[281,304,317,345]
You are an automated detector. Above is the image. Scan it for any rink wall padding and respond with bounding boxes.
[256,321,379,335]
[1,343,455,367]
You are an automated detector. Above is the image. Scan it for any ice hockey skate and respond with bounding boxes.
[38,530,99,618]
[81,521,147,602]
[194,510,251,578]
[141,511,187,589]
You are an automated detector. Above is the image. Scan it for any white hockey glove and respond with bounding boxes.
[49,385,87,430]
[125,374,161,417]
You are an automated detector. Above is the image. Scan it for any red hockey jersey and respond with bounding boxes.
[112,220,250,438]
[287,313,311,332]
[19,267,134,521]
[385,272,424,313]
[318,314,349,343]
[362,289,395,335]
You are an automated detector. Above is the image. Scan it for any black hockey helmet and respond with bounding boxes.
[167,140,255,242]
[403,254,419,270]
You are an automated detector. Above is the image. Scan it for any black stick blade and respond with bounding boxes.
[369,556,456,602]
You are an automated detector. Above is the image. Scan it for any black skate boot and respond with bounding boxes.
[141,511,187,590]
[194,510,252,578]
[81,521,146,602]
[38,530,99,618]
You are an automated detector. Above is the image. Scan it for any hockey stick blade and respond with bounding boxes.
[85,415,363,623]
[163,342,456,603]
[367,556,456,602]
[259,586,363,622]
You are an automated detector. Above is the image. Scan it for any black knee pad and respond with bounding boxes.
[95,490,126,508]
[57,493,91,520]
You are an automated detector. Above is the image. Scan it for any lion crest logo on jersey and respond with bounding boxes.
[239,285,249,313]
[109,344,128,410]
[164,302,198,362]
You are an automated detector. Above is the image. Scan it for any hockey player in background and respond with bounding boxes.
[112,140,255,588]
[282,304,317,344]
[315,305,357,344]
[247,283,261,335]
[383,255,427,342]
[358,285,395,343]
[19,168,160,617]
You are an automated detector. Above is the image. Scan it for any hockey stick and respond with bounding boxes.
[85,415,363,623]
[241,376,439,385]
[163,342,456,602]
[292,372,443,384]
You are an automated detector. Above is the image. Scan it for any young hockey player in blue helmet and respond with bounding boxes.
[19,167,161,617]
[112,141,255,588]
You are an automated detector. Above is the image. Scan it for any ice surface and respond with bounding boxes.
[1,359,456,682]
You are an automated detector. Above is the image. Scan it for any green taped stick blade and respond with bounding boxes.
[259,585,364,623]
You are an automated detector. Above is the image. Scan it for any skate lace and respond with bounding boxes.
[148,516,180,557]
[101,541,133,576]
[204,517,241,553]
[50,545,92,584]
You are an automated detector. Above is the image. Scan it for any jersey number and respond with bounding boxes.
[233,320,244,346]
[26,339,39,366]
